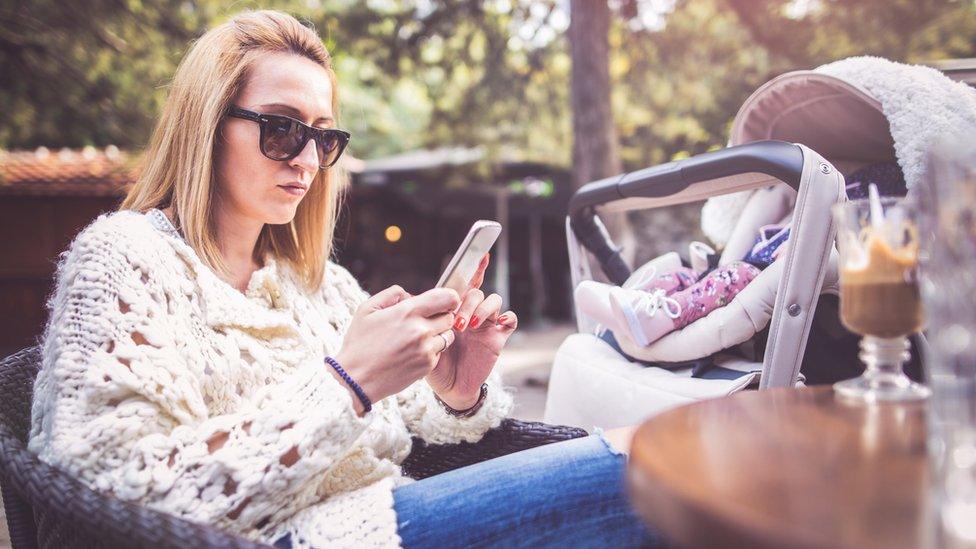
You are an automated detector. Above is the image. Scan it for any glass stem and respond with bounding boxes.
[859,335,912,389]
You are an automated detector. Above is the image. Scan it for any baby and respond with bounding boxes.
[576,244,760,347]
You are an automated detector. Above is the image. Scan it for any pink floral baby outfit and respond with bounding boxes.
[608,261,760,346]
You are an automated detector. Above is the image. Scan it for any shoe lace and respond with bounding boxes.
[634,288,682,319]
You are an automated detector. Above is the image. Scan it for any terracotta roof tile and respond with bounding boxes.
[0,147,364,196]
[0,147,141,196]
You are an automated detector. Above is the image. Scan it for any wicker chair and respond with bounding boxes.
[0,346,587,549]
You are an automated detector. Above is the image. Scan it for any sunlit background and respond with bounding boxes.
[2,0,975,357]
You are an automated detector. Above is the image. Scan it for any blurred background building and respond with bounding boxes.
[0,146,579,356]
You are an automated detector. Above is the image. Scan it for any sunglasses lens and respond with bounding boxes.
[261,116,306,160]
[315,131,347,168]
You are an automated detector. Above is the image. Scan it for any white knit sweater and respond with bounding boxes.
[28,209,513,548]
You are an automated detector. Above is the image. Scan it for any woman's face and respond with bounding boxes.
[216,52,335,227]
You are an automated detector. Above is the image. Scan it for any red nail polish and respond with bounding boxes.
[454,317,467,331]
[497,314,508,324]
[470,315,480,328]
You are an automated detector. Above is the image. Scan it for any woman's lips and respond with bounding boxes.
[277,184,307,197]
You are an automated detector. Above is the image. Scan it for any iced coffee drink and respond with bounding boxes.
[839,228,923,338]
[832,193,930,402]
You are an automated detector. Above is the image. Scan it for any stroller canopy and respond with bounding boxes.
[705,56,976,248]
[730,71,894,170]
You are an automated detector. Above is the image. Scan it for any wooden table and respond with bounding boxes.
[627,387,940,549]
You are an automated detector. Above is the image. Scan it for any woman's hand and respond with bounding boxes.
[425,254,518,410]
[334,285,461,414]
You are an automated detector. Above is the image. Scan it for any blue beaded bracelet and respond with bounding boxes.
[325,356,372,413]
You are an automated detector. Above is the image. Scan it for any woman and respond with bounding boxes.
[28,10,658,548]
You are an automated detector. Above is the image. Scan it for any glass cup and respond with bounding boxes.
[916,135,976,543]
[832,197,930,402]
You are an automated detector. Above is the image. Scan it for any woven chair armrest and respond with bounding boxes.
[400,418,589,480]
[0,347,41,443]
[0,424,269,549]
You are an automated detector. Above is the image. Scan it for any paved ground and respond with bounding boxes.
[494,322,575,422]
[0,322,575,546]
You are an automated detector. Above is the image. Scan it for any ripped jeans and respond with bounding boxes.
[274,434,663,548]
[391,434,663,548]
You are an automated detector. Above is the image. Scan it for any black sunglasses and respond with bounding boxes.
[227,106,351,169]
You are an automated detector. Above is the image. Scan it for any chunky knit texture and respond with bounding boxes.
[28,209,514,548]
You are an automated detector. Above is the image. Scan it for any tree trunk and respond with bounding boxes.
[568,0,634,276]
[568,0,622,190]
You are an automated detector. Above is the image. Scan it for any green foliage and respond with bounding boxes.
[2,0,974,172]
[0,0,206,149]
[317,0,571,164]
[611,0,976,166]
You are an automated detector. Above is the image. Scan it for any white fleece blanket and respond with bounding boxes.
[701,56,976,247]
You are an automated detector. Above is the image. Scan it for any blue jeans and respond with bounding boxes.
[276,435,663,548]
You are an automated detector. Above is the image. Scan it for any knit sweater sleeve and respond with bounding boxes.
[396,370,513,445]
[320,263,513,445]
[28,219,373,534]
[318,261,370,331]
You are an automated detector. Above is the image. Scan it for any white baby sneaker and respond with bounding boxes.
[574,251,682,328]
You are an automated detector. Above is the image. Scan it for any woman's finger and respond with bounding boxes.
[429,329,455,355]
[406,288,462,317]
[468,253,490,290]
[364,285,411,312]
[453,288,484,332]
[495,310,518,331]
[424,311,456,335]
[469,293,503,329]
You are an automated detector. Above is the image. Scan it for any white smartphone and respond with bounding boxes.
[436,220,502,294]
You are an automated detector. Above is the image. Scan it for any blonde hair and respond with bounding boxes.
[121,10,346,290]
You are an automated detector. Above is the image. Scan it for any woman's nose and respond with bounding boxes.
[289,137,320,173]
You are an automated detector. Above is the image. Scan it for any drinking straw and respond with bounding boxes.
[868,183,885,229]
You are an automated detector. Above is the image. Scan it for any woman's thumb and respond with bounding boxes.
[364,285,411,312]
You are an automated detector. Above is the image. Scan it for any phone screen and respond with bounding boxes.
[436,223,501,294]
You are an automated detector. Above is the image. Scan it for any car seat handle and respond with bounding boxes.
[569,140,805,284]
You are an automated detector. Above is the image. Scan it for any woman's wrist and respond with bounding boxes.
[435,391,479,410]
[326,354,372,416]
[334,378,367,416]
[434,384,488,417]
